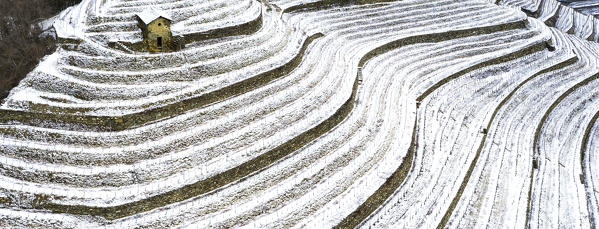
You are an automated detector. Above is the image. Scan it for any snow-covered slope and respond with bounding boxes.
[494,0,599,42]
[0,0,598,228]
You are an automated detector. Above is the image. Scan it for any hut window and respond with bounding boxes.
[158,23,162,26]
[157,37,163,47]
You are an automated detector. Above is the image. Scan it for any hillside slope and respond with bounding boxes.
[0,0,598,228]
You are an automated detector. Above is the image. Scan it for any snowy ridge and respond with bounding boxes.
[1,0,599,228]
[496,0,599,42]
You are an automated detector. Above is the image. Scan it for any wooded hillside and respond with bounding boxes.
[0,0,80,100]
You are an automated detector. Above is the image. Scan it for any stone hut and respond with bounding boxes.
[135,9,173,52]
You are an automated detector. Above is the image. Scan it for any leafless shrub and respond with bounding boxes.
[0,0,80,100]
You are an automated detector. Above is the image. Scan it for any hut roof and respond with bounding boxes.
[135,8,173,25]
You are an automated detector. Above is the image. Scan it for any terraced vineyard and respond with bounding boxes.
[1,0,599,228]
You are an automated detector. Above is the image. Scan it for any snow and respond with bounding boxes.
[53,19,80,39]
[499,0,599,41]
[135,8,172,25]
[1,0,599,228]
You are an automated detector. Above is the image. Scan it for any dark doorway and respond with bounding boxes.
[157,37,163,48]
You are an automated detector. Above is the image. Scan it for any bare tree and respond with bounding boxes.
[0,0,80,100]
